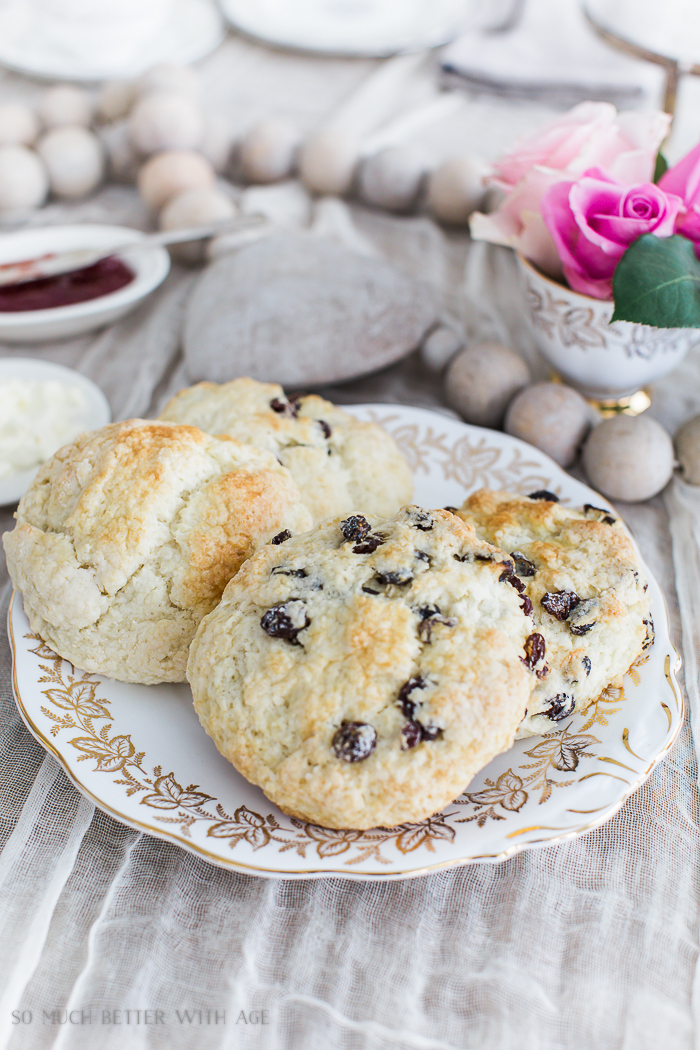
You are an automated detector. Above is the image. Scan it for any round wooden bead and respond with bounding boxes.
[137,150,215,210]
[298,127,361,196]
[239,117,301,184]
[0,103,39,147]
[36,126,104,199]
[198,113,232,174]
[426,155,487,225]
[38,85,93,129]
[159,187,237,263]
[420,324,464,372]
[0,145,48,213]
[97,121,140,184]
[582,415,674,501]
[357,145,426,213]
[446,341,529,427]
[128,92,203,155]
[96,80,137,123]
[137,63,202,101]
[505,382,591,467]
[675,414,700,484]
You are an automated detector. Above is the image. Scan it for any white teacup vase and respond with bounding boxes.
[516,252,698,408]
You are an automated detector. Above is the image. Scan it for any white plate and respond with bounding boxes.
[0,0,224,81]
[0,225,170,344]
[220,0,468,56]
[0,357,111,506]
[8,405,683,879]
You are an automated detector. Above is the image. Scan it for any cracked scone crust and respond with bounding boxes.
[3,420,311,684]
[187,507,534,830]
[456,490,652,738]
[159,377,413,524]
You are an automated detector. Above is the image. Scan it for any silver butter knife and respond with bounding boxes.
[0,213,271,287]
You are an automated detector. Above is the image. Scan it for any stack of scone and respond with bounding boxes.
[4,381,412,684]
[3,379,653,830]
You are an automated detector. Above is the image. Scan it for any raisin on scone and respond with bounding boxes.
[3,420,311,684]
[455,489,652,738]
[187,507,534,830]
[159,377,413,524]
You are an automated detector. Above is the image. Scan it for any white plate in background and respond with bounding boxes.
[220,0,469,55]
[0,0,224,81]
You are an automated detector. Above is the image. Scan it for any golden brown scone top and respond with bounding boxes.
[188,506,534,829]
[159,377,413,524]
[3,419,311,683]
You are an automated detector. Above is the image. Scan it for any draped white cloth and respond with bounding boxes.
[2,16,700,1049]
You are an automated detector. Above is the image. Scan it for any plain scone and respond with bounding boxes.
[3,420,312,684]
[187,507,534,829]
[456,489,653,737]
[159,377,413,524]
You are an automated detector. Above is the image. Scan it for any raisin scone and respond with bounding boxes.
[3,420,311,684]
[158,377,413,525]
[455,489,653,738]
[187,507,535,830]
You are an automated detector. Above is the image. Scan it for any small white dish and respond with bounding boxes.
[0,0,224,81]
[0,224,170,344]
[0,357,111,506]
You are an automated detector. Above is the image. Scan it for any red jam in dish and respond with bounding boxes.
[0,256,135,312]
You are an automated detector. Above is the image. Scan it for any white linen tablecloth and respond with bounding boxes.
[1,19,700,1050]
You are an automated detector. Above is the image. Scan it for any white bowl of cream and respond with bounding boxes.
[0,357,111,505]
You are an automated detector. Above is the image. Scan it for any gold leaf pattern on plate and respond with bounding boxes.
[27,636,459,866]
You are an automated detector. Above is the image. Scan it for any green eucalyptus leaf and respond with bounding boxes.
[611,233,700,328]
[653,151,668,183]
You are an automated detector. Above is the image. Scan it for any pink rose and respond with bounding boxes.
[541,168,682,298]
[659,142,700,249]
[470,103,670,277]
[469,167,564,278]
[493,103,670,188]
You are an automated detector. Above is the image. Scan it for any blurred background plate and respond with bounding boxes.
[0,0,224,81]
[219,0,472,56]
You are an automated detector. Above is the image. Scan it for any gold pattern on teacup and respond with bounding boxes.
[525,279,689,362]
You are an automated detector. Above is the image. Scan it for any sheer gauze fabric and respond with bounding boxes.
[1,27,700,1049]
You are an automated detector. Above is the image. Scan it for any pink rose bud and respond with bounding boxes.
[542,168,682,298]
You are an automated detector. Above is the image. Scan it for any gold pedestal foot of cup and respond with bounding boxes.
[548,372,652,416]
[588,388,652,417]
